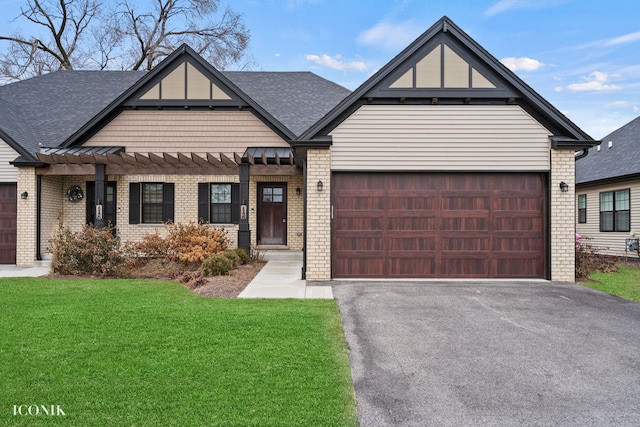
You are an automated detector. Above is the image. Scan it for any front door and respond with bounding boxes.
[86,181,117,227]
[257,183,287,245]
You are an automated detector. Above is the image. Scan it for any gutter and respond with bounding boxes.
[575,148,589,161]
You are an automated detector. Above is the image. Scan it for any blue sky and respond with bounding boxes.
[1,0,638,139]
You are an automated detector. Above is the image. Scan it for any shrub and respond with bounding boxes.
[576,234,618,280]
[166,222,228,264]
[129,231,169,259]
[202,254,233,276]
[222,250,241,269]
[234,248,250,265]
[171,270,208,289]
[50,222,128,277]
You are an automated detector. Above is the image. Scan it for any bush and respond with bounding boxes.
[202,254,233,276]
[234,248,250,265]
[128,222,228,265]
[576,234,618,280]
[171,270,208,289]
[222,250,241,268]
[50,223,128,277]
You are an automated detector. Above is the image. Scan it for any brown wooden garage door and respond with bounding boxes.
[0,183,17,264]
[332,173,546,279]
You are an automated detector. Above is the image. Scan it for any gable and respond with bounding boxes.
[0,138,19,181]
[299,16,596,146]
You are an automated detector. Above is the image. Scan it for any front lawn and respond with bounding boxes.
[0,278,357,426]
[582,265,640,302]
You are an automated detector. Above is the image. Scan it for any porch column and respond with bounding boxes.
[94,163,107,229]
[238,163,251,253]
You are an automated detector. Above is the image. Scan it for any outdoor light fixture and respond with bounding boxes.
[21,191,28,199]
[317,181,323,192]
[559,181,569,192]
[296,187,301,195]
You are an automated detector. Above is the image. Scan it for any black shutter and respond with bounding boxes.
[231,183,240,224]
[162,183,175,223]
[198,183,210,223]
[129,183,140,224]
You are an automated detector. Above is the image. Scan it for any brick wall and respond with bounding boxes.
[305,149,331,280]
[16,168,37,266]
[551,149,576,282]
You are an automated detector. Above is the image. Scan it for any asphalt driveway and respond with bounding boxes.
[332,281,640,427]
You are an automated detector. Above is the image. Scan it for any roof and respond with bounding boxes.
[224,72,350,137]
[576,115,640,185]
[0,52,349,162]
[299,16,596,145]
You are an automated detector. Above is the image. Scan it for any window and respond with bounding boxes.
[198,183,240,224]
[578,194,586,224]
[599,189,630,232]
[129,183,174,224]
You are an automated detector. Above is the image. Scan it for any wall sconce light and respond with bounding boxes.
[21,191,28,199]
[317,181,323,192]
[296,187,301,196]
[559,181,569,193]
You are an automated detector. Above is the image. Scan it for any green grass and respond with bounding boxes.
[0,278,357,426]
[583,266,640,302]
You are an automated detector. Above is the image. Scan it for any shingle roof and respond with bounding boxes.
[0,70,146,161]
[224,71,351,136]
[576,116,640,184]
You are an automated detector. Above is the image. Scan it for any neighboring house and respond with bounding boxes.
[576,116,640,258]
[0,17,597,281]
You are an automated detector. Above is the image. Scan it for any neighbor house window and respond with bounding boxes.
[578,194,587,223]
[198,183,240,224]
[128,182,174,224]
[599,189,630,232]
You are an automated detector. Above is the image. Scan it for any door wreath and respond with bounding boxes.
[66,185,84,202]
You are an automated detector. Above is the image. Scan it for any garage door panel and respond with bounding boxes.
[332,173,546,278]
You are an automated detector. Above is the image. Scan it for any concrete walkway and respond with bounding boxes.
[0,260,51,277]
[238,251,333,299]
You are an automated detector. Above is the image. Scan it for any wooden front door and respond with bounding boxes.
[0,184,17,264]
[332,173,546,279]
[86,182,117,227]
[257,183,287,245]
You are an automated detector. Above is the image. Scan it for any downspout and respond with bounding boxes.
[36,175,42,261]
[293,148,307,280]
[575,148,589,161]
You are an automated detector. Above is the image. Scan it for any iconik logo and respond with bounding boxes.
[13,405,66,416]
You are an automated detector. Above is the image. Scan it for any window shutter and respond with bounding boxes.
[129,183,140,224]
[231,183,241,224]
[163,183,175,223]
[198,183,210,223]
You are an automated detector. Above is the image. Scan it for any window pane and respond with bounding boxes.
[578,195,586,209]
[615,190,630,210]
[616,211,630,232]
[578,209,586,224]
[600,192,613,212]
[211,184,231,204]
[211,204,231,223]
[143,183,163,203]
[600,211,614,231]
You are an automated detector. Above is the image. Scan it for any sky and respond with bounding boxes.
[1,0,639,139]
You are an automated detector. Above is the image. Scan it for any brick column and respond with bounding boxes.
[305,148,331,280]
[551,149,576,282]
[16,168,37,266]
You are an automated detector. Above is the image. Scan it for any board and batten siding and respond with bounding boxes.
[330,105,552,171]
[576,179,640,257]
[0,139,18,182]
[84,110,289,156]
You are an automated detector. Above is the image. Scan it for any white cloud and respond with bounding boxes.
[305,54,367,72]
[603,31,640,46]
[500,57,544,72]
[484,0,569,17]
[357,20,423,51]
[558,71,621,92]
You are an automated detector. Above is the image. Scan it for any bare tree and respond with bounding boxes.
[0,0,250,81]
[0,0,100,80]
[116,0,249,71]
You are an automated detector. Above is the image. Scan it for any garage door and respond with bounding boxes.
[0,183,17,264]
[332,173,546,279]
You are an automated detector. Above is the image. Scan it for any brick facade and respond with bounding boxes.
[16,168,37,266]
[550,149,576,282]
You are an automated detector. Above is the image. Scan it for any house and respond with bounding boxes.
[576,116,640,258]
[0,17,597,281]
